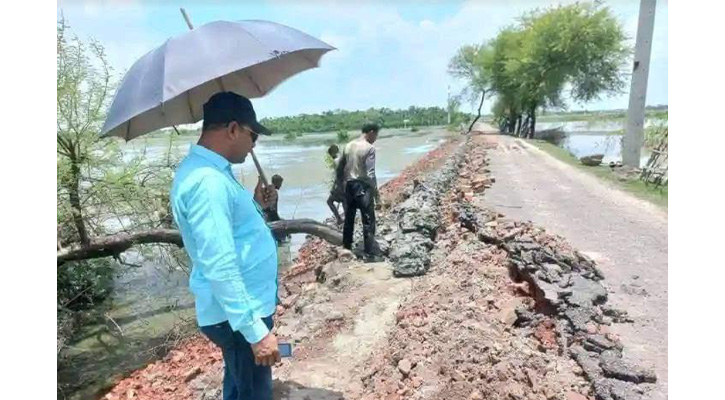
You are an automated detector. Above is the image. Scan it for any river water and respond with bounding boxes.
[59,127,455,399]
[125,127,452,253]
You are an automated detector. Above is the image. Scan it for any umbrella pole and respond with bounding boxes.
[179,8,271,188]
[180,8,194,29]
[250,150,269,187]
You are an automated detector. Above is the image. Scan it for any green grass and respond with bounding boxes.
[528,140,668,209]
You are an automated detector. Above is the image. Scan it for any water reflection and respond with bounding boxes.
[537,121,649,166]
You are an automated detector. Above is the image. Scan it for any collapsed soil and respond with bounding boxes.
[103,132,645,400]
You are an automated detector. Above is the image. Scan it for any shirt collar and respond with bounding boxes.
[189,144,231,171]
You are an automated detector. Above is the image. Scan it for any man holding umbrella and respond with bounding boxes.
[99,15,336,400]
[171,92,281,400]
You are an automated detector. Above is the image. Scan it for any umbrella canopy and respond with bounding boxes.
[101,19,335,140]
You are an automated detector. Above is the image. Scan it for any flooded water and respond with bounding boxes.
[537,120,650,166]
[125,127,453,254]
[59,127,454,399]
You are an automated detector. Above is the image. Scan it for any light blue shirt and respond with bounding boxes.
[171,145,278,344]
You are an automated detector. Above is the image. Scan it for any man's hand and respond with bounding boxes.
[251,332,281,367]
[254,177,278,210]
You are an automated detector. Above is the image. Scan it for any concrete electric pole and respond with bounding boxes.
[622,0,657,167]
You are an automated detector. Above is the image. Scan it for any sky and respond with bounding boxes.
[57,0,668,118]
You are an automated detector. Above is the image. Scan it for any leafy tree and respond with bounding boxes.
[448,43,494,133]
[488,27,527,133]
[57,19,183,354]
[513,2,629,137]
[451,2,629,138]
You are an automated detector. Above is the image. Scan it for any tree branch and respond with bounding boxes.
[66,147,91,246]
[57,219,342,265]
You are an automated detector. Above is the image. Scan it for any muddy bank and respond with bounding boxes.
[103,133,654,400]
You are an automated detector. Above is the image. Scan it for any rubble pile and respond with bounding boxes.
[357,159,589,400]
[358,134,656,400]
[475,219,656,400]
[383,139,470,277]
[456,139,657,400]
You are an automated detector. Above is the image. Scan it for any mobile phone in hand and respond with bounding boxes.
[278,343,293,358]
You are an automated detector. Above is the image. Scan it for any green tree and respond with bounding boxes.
[511,2,629,137]
[56,19,183,353]
[488,27,527,133]
[454,2,629,138]
[448,43,494,133]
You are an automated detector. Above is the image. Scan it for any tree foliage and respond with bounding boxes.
[259,106,469,135]
[57,19,182,313]
[448,43,494,132]
[448,44,494,104]
[450,2,630,137]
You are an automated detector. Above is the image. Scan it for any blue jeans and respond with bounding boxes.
[200,317,274,400]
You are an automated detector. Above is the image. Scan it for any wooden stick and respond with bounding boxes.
[179,8,271,187]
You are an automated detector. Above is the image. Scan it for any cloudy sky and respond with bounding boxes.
[57,0,668,118]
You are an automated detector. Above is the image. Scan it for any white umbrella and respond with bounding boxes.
[101,19,335,140]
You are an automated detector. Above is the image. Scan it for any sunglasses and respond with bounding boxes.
[233,123,259,142]
[247,127,259,143]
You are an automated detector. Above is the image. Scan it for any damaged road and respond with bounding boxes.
[103,130,657,400]
[483,133,668,400]
[355,134,656,400]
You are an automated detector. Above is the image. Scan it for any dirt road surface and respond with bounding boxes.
[480,127,668,400]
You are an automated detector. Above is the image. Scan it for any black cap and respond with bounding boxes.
[202,92,271,135]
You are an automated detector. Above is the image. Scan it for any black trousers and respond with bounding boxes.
[342,179,376,254]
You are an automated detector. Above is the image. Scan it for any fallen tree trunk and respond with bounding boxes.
[57,219,342,265]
